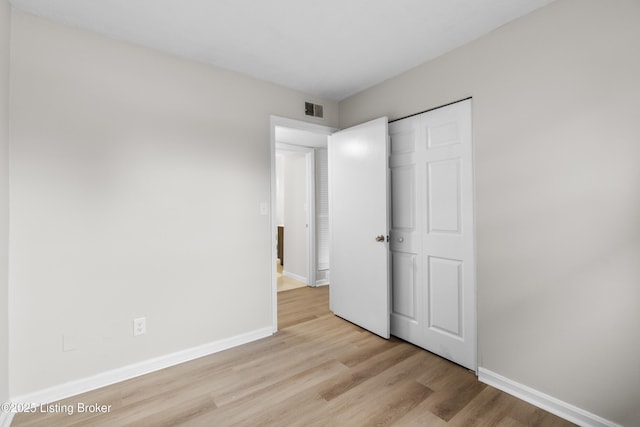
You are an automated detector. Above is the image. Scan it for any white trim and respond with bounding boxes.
[272,116,336,137]
[276,142,315,152]
[9,327,272,409]
[270,117,279,333]
[478,368,622,427]
[282,270,308,285]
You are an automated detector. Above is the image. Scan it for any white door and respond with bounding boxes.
[389,99,476,370]
[328,117,390,339]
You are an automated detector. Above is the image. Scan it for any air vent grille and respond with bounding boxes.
[304,102,324,118]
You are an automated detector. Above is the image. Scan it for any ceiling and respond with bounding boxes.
[10,0,556,101]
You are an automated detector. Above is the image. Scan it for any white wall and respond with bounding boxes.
[8,9,338,396]
[340,0,640,425]
[0,0,10,404]
[282,153,308,282]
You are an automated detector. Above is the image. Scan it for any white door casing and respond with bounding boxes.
[328,117,390,339]
[389,99,476,370]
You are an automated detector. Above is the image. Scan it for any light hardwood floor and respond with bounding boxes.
[12,287,575,426]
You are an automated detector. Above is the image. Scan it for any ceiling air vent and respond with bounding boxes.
[304,102,324,119]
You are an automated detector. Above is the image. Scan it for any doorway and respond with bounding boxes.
[269,116,336,331]
[275,146,311,291]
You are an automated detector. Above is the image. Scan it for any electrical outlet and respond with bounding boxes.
[133,317,146,336]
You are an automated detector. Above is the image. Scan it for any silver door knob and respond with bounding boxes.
[375,235,385,242]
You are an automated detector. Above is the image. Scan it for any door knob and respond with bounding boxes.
[375,235,385,242]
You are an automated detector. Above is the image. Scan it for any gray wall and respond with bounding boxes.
[5,1,640,425]
[8,10,337,396]
[0,0,9,404]
[340,0,640,425]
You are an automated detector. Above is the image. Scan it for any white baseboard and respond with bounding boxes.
[478,368,621,427]
[314,280,329,286]
[8,327,273,411]
[282,270,308,284]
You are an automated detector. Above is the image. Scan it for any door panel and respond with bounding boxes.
[328,117,390,339]
[389,115,422,342]
[427,159,461,234]
[428,120,460,148]
[428,256,463,337]
[390,99,476,370]
[391,252,417,319]
[391,166,415,229]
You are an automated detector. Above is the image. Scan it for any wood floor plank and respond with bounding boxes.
[447,387,519,427]
[420,367,488,422]
[82,392,217,427]
[336,333,397,367]
[317,342,420,401]
[188,360,349,426]
[329,353,435,427]
[503,397,575,427]
[392,396,451,427]
[12,286,576,427]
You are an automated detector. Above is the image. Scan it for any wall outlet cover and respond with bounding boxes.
[133,317,147,336]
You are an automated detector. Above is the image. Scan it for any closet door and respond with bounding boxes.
[389,115,421,343]
[390,99,476,370]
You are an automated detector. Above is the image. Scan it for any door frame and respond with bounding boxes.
[270,116,337,332]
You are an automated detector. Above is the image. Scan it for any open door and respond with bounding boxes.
[328,117,390,338]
